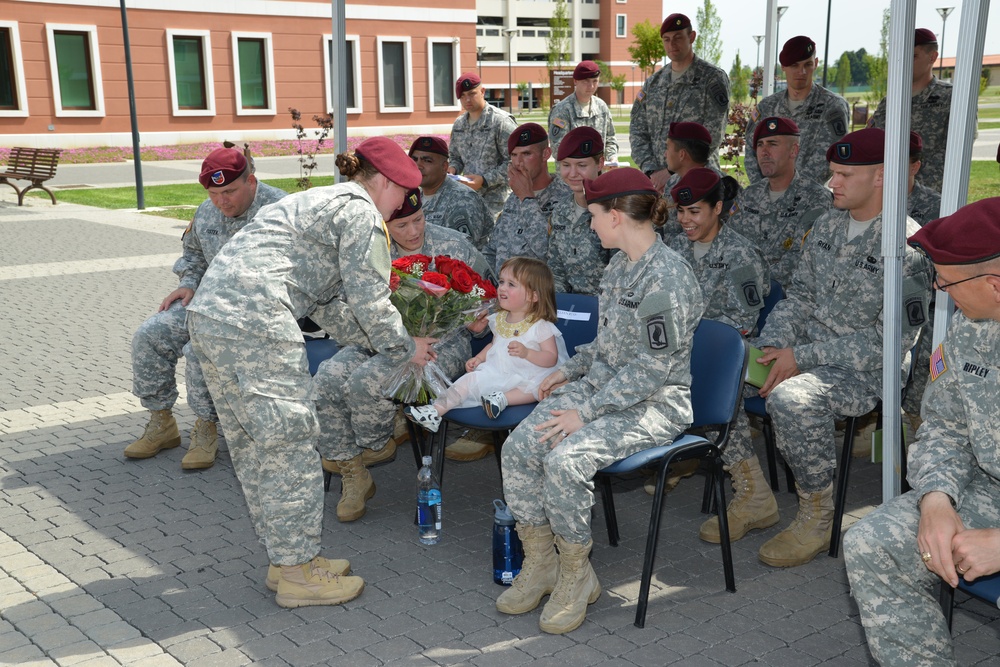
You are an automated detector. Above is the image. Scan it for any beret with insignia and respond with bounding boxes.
[388,188,423,222]
[660,13,692,35]
[826,127,885,166]
[455,72,481,99]
[557,126,604,161]
[199,148,247,189]
[779,36,816,67]
[753,116,800,146]
[507,122,548,155]
[670,167,721,206]
[408,136,449,158]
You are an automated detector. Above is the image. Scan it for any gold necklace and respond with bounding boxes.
[495,311,533,338]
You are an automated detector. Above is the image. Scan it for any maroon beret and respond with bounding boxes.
[668,121,712,146]
[573,60,600,80]
[584,167,658,204]
[826,128,885,166]
[557,127,604,161]
[908,198,1000,265]
[355,136,422,189]
[660,13,692,35]
[508,123,548,154]
[914,28,938,46]
[779,36,816,67]
[388,188,422,222]
[909,131,924,157]
[455,72,481,98]
[671,168,721,206]
[753,116,800,146]
[199,148,248,189]
[409,136,449,158]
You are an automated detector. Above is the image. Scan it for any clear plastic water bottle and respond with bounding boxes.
[492,499,523,585]
[417,456,441,544]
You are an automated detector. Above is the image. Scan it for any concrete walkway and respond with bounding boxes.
[1,196,998,666]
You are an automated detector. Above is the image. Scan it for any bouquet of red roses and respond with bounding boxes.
[385,254,496,404]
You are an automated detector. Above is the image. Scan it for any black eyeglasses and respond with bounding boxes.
[932,273,1000,291]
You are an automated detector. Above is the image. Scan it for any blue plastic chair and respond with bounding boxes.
[304,337,339,375]
[940,571,1000,631]
[417,293,600,486]
[595,318,749,628]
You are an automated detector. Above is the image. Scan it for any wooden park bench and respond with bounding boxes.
[0,147,63,206]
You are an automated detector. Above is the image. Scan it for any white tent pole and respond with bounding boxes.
[762,0,777,97]
[331,0,348,181]
[933,0,990,346]
[881,0,916,502]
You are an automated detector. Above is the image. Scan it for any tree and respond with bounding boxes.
[845,49,869,86]
[729,51,750,103]
[694,0,723,66]
[545,0,571,71]
[835,52,852,96]
[865,9,890,105]
[628,20,665,80]
[596,60,628,109]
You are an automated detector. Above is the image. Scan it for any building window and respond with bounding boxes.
[428,38,460,112]
[616,15,627,38]
[46,24,104,117]
[324,35,362,114]
[232,32,275,115]
[166,30,215,116]
[377,37,412,113]
[0,22,28,116]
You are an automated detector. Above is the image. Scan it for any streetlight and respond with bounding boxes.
[502,29,519,113]
[753,35,764,72]
[936,7,954,81]
[775,6,788,82]
[477,46,484,77]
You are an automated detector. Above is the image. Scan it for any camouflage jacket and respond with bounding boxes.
[907,181,942,226]
[422,175,495,249]
[547,198,610,295]
[548,94,619,164]
[482,177,572,276]
[449,104,519,217]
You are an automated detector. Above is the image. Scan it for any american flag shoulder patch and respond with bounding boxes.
[929,343,947,382]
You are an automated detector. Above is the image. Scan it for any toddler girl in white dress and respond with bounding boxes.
[405,257,568,432]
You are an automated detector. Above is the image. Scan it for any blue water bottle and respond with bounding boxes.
[492,499,523,585]
[417,456,441,544]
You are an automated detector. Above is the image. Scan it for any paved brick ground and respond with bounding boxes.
[2,194,998,666]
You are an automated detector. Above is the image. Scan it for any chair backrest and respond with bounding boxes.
[690,319,749,429]
[755,278,785,335]
[959,571,1000,609]
[555,292,599,356]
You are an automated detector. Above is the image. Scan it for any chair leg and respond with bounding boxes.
[491,430,505,473]
[432,423,447,489]
[633,456,675,628]
[407,419,424,468]
[762,415,780,492]
[713,456,736,593]
[900,414,912,494]
[938,581,956,632]
[829,416,857,558]
[598,475,619,547]
[701,467,714,515]
[323,469,332,492]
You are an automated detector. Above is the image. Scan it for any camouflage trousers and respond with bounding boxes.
[844,472,1000,666]
[730,365,880,493]
[187,313,323,566]
[131,300,216,421]
[315,334,471,460]
[501,385,664,544]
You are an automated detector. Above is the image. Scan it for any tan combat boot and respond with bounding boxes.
[699,456,780,543]
[266,556,351,592]
[124,409,181,459]
[445,429,494,461]
[274,557,365,608]
[538,536,601,634]
[758,484,834,568]
[643,459,701,495]
[181,418,218,470]
[496,523,559,615]
[336,455,375,522]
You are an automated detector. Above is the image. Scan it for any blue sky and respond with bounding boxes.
[661,0,1000,73]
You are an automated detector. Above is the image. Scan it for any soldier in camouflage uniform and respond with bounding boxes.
[744,36,849,186]
[186,137,431,607]
[630,13,730,190]
[449,73,518,219]
[729,116,832,287]
[666,168,769,336]
[699,128,933,569]
[408,136,493,249]
[547,60,618,165]
[497,168,704,635]
[906,132,942,227]
[125,147,286,470]
[845,198,1000,667]
[315,188,494,512]
[869,28,959,193]
[548,127,610,295]
[483,123,571,277]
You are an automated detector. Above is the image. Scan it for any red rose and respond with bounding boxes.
[420,271,451,295]
[389,272,401,292]
[478,279,497,300]
[450,265,477,294]
[392,254,433,275]
[434,255,458,276]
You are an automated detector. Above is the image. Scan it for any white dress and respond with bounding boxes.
[446,313,570,409]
